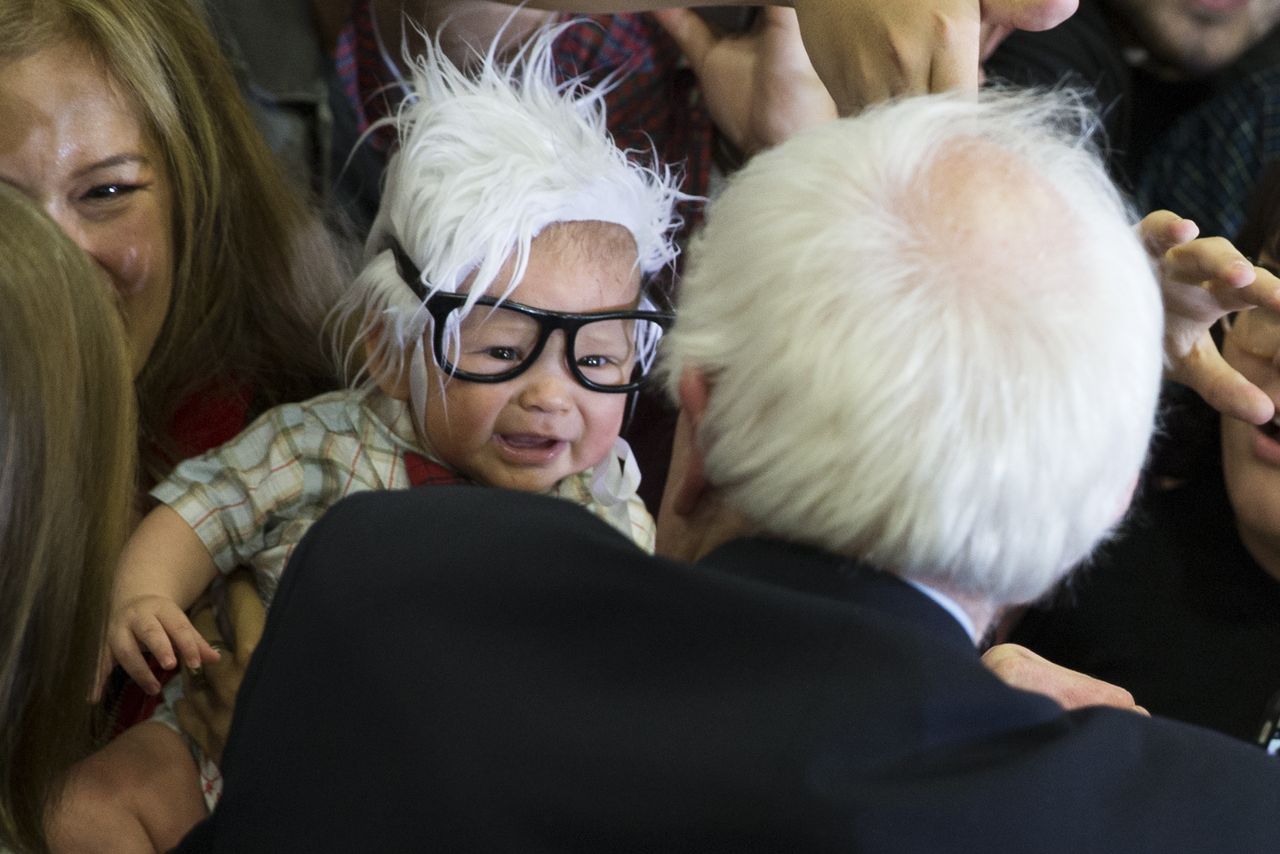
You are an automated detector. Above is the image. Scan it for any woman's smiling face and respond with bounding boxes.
[0,41,174,377]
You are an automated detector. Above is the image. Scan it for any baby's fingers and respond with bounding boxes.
[188,605,226,667]
[157,608,221,671]
[109,627,163,695]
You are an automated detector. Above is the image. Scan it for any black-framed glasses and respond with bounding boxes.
[388,238,673,392]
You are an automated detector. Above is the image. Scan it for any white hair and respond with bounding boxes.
[335,20,685,413]
[661,89,1164,607]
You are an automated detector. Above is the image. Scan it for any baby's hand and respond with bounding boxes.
[96,594,222,698]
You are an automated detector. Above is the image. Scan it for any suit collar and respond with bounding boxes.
[697,537,978,653]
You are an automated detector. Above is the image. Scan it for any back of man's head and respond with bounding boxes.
[662,90,1163,608]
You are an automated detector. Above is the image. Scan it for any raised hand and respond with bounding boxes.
[787,0,1079,114]
[654,6,836,157]
[1141,209,1280,425]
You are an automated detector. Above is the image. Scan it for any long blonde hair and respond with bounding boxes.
[0,0,349,483]
[0,183,136,854]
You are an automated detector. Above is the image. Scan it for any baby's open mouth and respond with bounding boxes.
[499,434,559,450]
[1261,417,1280,440]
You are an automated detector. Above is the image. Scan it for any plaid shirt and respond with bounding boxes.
[1138,66,1280,240]
[151,387,655,605]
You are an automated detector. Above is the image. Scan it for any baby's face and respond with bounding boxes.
[422,221,641,492]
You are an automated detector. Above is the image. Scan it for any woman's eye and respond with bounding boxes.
[81,183,140,203]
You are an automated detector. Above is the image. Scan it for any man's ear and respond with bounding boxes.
[669,367,711,516]
[365,321,412,401]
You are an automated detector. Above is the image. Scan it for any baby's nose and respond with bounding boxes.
[516,366,574,413]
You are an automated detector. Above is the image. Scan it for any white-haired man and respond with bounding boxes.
[176,91,1280,852]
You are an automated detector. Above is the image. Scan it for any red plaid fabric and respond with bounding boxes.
[333,0,398,154]
[403,451,469,487]
[551,13,712,252]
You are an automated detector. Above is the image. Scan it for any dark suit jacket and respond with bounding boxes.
[178,487,1280,852]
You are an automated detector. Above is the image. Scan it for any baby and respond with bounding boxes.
[91,23,684,828]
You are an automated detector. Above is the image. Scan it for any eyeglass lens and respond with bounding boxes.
[443,303,665,388]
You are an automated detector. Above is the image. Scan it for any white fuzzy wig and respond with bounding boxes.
[661,89,1164,609]
[338,19,685,413]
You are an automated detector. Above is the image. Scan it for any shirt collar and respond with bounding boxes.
[905,580,979,644]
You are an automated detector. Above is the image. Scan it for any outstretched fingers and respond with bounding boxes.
[1167,337,1276,426]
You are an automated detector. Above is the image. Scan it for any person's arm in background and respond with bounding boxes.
[379,0,1079,114]
[779,0,1079,112]
[651,6,836,157]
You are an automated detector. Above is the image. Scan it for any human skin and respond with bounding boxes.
[403,221,639,493]
[1141,210,1280,425]
[1105,0,1280,75]
[102,219,643,688]
[384,0,1078,114]
[0,41,174,377]
[1220,305,1280,583]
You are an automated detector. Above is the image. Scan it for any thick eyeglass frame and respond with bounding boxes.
[388,238,674,393]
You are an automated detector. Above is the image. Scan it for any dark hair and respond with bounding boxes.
[1235,161,1280,265]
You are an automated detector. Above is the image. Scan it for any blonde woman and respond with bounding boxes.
[0,0,354,763]
[0,182,136,854]
[0,0,349,489]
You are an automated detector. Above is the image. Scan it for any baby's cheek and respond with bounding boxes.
[578,396,628,465]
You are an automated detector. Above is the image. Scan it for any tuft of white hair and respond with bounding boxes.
[336,20,685,395]
[661,89,1164,608]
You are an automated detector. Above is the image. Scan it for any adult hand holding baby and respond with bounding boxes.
[176,570,264,765]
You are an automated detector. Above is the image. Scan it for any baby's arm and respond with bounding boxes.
[97,505,222,697]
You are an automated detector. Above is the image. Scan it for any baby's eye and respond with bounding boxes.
[577,354,620,369]
[483,346,523,362]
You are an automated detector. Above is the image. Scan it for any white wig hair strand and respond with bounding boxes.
[661,89,1165,607]
[337,19,685,401]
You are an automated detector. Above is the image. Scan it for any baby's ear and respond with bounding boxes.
[365,321,412,401]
